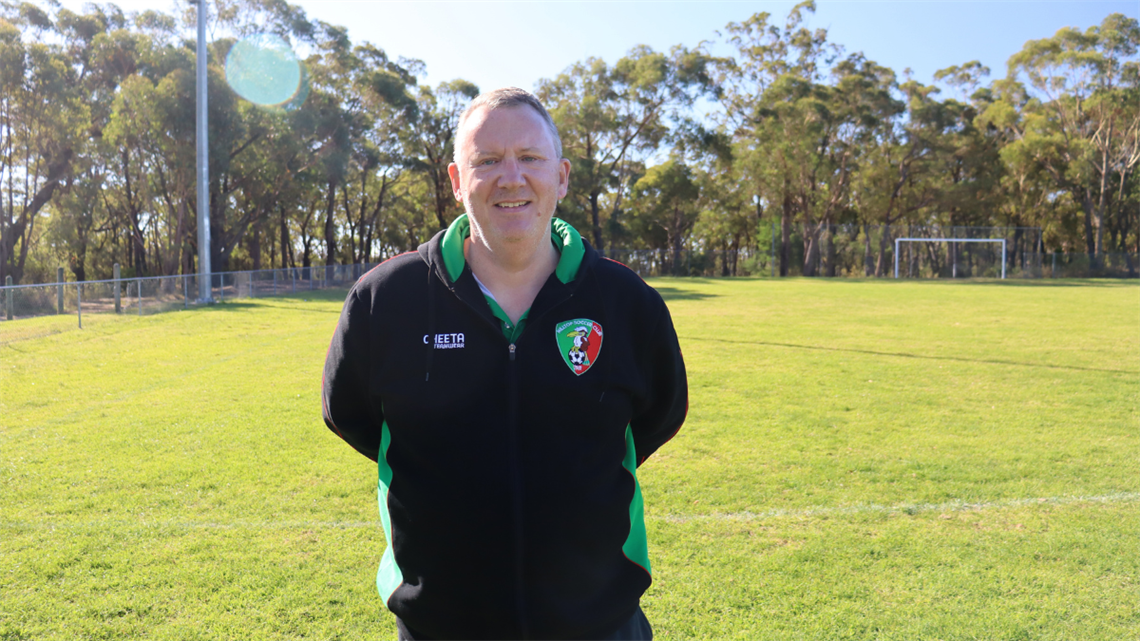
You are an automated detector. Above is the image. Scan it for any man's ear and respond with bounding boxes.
[448,163,463,201]
[558,158,571,199]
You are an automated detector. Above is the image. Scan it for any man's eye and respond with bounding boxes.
[479,159,496,166]
[521,156,537,162]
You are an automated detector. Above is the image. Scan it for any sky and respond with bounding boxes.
[53,0,1138,93]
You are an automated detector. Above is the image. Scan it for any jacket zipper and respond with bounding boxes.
[506,340,529,636]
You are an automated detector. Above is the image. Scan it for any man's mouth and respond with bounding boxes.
[496,201,530,209]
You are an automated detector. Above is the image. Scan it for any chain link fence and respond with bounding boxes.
[3,238,1136,328]
[1,264,378,328]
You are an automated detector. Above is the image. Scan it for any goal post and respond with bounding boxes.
[894,238,1006,279]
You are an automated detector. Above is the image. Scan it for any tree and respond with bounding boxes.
[0,4,83,284]
[539,45,715,252]
[410,80,478,231]
[629,159,700,274]
[1000,13,1140,267]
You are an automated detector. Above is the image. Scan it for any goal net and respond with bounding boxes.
[894,238,1007,279]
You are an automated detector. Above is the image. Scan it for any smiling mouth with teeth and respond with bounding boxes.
[497,201,530,209]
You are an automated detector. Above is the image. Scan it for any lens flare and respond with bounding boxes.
[225,34,305,107]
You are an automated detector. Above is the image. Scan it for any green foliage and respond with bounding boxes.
[1,279,1137,638]
[2,2,1137,286]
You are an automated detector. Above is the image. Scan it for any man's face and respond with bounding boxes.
[448,105,570,250]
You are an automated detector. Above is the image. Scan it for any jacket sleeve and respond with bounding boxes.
[322,285,382,462]
[630,303,688,467]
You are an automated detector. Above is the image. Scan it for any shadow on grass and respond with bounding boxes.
[681,335,1139,375]
[187,290,350,313]
[652,285,719,301]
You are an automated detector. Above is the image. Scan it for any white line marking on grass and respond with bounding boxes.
[656,492,1140,524]
[4,493,1137,531]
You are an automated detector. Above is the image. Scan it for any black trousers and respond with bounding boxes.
[396,606,653,641]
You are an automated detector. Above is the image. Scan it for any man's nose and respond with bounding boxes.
[496,157,526,189]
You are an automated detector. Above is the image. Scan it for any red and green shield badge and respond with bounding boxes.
[555,318,603,376]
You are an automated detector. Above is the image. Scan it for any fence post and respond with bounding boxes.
[184,275,189,308]
[5,275,11,320]
[138,278,143,315]
[77,283,82,329]
[57,267,64,314]
[273,270,278,295]
[291,268,295,293]
[113,263,121,313]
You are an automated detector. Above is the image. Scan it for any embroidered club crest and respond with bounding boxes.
[555,318,603,376]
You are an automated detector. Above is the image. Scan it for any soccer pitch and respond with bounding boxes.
[2,278,1137,640]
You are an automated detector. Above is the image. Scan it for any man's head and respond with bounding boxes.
[448,88,571,252]
[453,87,562,163]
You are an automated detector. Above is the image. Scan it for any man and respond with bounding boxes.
[321,87,687,640]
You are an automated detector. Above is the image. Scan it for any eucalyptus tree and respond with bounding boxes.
[538,44,715,252]
[331,42,417,265]
[930,62,1005,226]
[998,13,1140,266]
[627,159,700,274]
[0,2,87,284]
[848,77,942,276]
[716,1,840,275]
[720,1,903,276]
[410,79,479,232]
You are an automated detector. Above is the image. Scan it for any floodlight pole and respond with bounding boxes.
[196,0,213,303]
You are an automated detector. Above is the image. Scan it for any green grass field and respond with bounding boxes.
[2,278,1137,640]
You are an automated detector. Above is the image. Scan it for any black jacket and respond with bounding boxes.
[322,230,687,639]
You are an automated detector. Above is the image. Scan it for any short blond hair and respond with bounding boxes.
[454,87,563,163]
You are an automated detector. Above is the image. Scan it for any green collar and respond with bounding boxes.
[440,214,584,285]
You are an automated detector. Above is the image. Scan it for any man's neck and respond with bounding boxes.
[465,233,558,325]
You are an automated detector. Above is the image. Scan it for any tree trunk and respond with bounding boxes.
[280,207,292,269]
[802,221,820,278]
[324,178,337,267]
[1081,191,1097,270]
[590,190,604,253]
[250,224,261,270]
[779,192,792,277]
[824,225,836,277]
[671,205,684,276]
[863,224,873,276]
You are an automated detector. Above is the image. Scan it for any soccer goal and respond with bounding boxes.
[894,238,1006,279]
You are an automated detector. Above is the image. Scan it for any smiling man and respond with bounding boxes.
[322,88,687,641]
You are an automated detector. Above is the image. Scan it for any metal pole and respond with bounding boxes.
[1001,240,1007,279]
[184,275,189,308]
[138,279,143,315]
[5,275,12,320]
[273,270,277,294]
[291,268,295,293]
[77,284,82,329]
[894,239,900,279]
[113,263,121,312]
[57,267,64,314]
[196,0,212,303]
